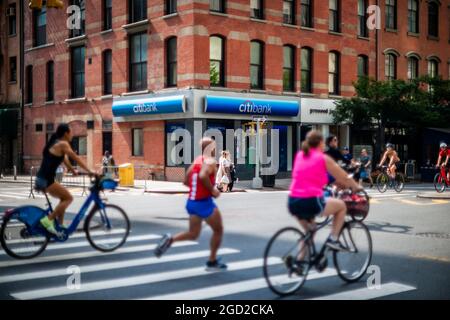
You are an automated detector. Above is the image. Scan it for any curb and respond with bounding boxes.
[143,189,247,195]
[416,192,450,200]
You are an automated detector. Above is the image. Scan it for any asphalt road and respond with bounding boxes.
[0,182,449,300]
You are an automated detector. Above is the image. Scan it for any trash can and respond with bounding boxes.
[262,174,275,188]
[118,163,134,187]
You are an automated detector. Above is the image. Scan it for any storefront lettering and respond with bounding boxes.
[309,108,329,114]
[239,101,272,114]
[133,103,159,114]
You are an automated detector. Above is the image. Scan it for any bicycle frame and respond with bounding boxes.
[439,166,450,184]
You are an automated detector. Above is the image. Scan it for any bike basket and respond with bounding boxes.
[341,192,369,219]
[100,178,118,190]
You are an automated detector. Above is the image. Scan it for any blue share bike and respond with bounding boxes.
[0,175,130,259]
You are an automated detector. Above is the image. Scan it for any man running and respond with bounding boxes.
[436,142,450,181]
[378,143,400,179]
[154,137,227,271]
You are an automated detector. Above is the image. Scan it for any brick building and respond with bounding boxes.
[19,0,449,180]
[0,0,23,175]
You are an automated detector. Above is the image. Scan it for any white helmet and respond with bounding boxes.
[440,142,447,148]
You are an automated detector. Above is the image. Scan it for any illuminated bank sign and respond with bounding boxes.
[112,95,186,117]
[205,96,299,117]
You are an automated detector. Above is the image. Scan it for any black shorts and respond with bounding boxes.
[35,176,55,191]
[288,196,326,220]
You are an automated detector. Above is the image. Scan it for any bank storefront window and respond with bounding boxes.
[166,121,187,167]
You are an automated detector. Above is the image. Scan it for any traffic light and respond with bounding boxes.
[47,0,64,9]
[29,0,43,9]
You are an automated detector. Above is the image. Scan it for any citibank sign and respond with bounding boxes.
[112,95,185,117]
[205,96,299,117]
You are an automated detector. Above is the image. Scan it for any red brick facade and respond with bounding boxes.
[20,0,449,177]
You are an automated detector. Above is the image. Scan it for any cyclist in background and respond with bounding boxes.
[378,143,400,179]
[36,123,96,235]
[436,142,450,181]
[289,131,361,251]
[154,137,227,271]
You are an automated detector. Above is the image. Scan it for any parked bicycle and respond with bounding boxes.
[0,175,130,259]
[376,165,405,193]
[263,191,372,296]
[434,165,450,193]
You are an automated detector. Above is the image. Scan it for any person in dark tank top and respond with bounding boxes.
[36,123,96,235]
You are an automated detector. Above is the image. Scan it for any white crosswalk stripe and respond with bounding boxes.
[0,231,417,301]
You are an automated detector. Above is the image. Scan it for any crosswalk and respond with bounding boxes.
[0,230,416,300]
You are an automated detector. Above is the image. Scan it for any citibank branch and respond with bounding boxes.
[112,89,301,181]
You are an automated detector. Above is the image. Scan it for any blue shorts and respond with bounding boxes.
[186,197,217,219]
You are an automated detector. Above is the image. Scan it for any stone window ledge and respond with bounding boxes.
[121,90,150,96]
[163,12,179,20]
[300,26,315,32]
[100,29,113,35]
[122,20,150,34]
[65,97,87,103]
[25,43,55,53]
[65,35,87,47]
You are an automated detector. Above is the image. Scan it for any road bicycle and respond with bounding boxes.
[263,201,372,296]
[376,165,405,193]
[434,165,450,193]
[0,175,130,259]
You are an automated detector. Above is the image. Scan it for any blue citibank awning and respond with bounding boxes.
[205,95,299,117]
[112,95,186,117]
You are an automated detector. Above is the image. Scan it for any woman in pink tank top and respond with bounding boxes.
[288,130,361,251]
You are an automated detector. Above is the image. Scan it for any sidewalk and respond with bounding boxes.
[416,192,450,200]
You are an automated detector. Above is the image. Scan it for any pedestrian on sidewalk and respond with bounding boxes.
[359,149,374,188]
[102,151,116,179]
[154,137,227,271]
[216,151,230,192]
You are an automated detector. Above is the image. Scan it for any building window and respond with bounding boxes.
[132,128,143,156]
[250,0,264,20]
[103,0,112,30]
[72,136,87,156]
[167,37,177,87]
[210,36,225,87]
[71,46,85,98]
[250,41,264,90]
[283,0,295,25]
[47,61,54,101]
[70,0,85,38]
[385,0,397,29]
[35,124,43,132]
[283,45,295,92]
[328,51,340,95]
[26,66,33,104]
[33,6,46,47]
[166,121,186,167]
[357,55,368,78]
[129,0,147,23]
[210,0,226,13]
[8,4,17,36]
[103,50,112,95]
[129,33,148,92]
[407,57,419,80]
[408,0,419,33]
[428,59,438,78]
[166,0,177,15]
[329,0,340,32]
[301,0,313,28]
[358,0,368,37]
[301,47,313,93]
[9,57,17,82]
[428,2,439,37]
[385,53,396,80]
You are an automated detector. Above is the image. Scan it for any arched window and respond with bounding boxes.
[428,2,439,37]
[384,54,396,80]
[166,37,177,87]
[407,56,419,80]
[210,36,225,87]
[428,59,439,78]
[283,45,295,92]
[357,55,368,78]
[103,50,112,95]
[250,41,264,89]
[47,61,54,101]
[329,51,340,94]
[301,47,313,93]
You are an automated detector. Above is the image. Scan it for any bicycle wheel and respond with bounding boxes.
[333,221,372,283]
[85,204,130,252]
[434,173,446,193]
[394,174,405,193]
[376,173,389,193]
[0,211,49,259]
[263,227,311,296]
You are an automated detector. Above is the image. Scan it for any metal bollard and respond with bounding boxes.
[14,165,17,180]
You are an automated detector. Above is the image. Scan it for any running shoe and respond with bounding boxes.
[154,233,173,258]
